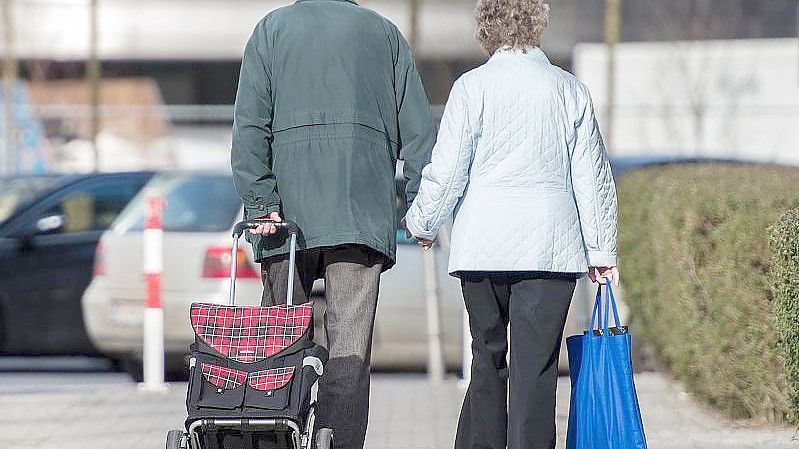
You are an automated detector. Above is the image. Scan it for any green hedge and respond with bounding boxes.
[618,164,799,423]
[770,209,799,422]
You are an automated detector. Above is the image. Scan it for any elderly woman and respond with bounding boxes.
[405,0,619,447]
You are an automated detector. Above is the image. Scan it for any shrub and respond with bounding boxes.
[770,209,799,422]
[617,163,799,423]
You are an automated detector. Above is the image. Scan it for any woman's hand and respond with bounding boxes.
[588,266,620,287]
[401,217,434,250]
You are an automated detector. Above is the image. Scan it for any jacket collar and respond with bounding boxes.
[295,0,358,4]
[490,46,550,64]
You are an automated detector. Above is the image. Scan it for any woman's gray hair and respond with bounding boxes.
[475,0,551,54]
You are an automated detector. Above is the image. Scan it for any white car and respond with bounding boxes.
[82,171,464,380]
[82,172,263,379]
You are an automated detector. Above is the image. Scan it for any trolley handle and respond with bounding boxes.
[229,219,299,306]
[233,219,299,238]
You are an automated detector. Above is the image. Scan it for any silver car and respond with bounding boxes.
[82,171,465,380]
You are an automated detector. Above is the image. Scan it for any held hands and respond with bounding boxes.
[588,266,620,287]
[248,211,283,235]
[401,217,434,251]
[416,238,434,251]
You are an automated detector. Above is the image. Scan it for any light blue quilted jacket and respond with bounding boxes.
[405,47,618,274]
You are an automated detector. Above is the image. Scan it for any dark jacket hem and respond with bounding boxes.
[253,232,396,271]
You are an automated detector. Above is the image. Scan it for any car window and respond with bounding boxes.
[113,174,241,233]
[40,178,145,233]
[0,177,61,227]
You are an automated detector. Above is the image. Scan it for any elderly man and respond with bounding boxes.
[230,0,435,448]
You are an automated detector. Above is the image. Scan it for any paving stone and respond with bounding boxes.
[0,372,795,449]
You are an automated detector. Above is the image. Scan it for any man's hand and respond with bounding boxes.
[588,266,620,287]
[401,218,412,239]
[249,211,283,235]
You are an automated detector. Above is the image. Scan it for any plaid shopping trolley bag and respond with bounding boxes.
[166,220,332,449]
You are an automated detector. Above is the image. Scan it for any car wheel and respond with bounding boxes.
[107,357,124,372]
[121,357,144,383]
[123,356,190,382]
[166,356,189,382]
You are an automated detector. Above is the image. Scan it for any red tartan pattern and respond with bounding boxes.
[247,367,296,391]
[190,303,313,363]
[201,363,247,390]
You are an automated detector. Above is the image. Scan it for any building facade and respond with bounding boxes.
[9,0,798,104]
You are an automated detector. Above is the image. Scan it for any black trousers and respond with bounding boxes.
[455,273,576,449]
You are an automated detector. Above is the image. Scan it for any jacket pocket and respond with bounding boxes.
[244,366,296,411]
[192,362,247,410]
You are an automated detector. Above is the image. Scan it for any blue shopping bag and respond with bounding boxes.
[566,282,647,449]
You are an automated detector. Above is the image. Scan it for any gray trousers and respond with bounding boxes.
[261,244,383,449]
[456,273,576,449]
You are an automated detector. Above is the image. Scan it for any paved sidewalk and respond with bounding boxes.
[0,372,796,449]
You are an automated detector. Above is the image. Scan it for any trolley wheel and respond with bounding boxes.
[314,427,333,449]
[166,429,185,449]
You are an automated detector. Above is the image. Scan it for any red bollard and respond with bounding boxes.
[140,188,168,393]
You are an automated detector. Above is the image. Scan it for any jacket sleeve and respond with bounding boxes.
[405,78,478,241]
[231,26,280,218]
[394,35,436,206]
[571,84,618,267]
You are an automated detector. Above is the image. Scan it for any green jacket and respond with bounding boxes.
[231,0,435,269]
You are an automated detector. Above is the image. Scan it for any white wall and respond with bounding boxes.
[574,38,799,165]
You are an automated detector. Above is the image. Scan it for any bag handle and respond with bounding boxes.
[589,279,622,335]
[589,287,602,331]
[602,279,622,333]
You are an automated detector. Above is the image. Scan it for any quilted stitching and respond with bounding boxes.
[201,363,247,390]
[248,367,296,391]
[190,304,313,363]
[406,47,618,273]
